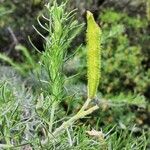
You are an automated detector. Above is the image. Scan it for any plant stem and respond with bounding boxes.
[52,105,99,137]
[80,98,91,111]
[42,98,99,145]
[49,101,57,132]
[0,144,13,149]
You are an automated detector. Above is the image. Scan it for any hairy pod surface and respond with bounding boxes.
[86,11,102,99]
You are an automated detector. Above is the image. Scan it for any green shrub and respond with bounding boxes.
[100,9,149,97]
[0,1,149,149]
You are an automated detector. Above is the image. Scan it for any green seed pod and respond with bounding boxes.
[86,11,102,99]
